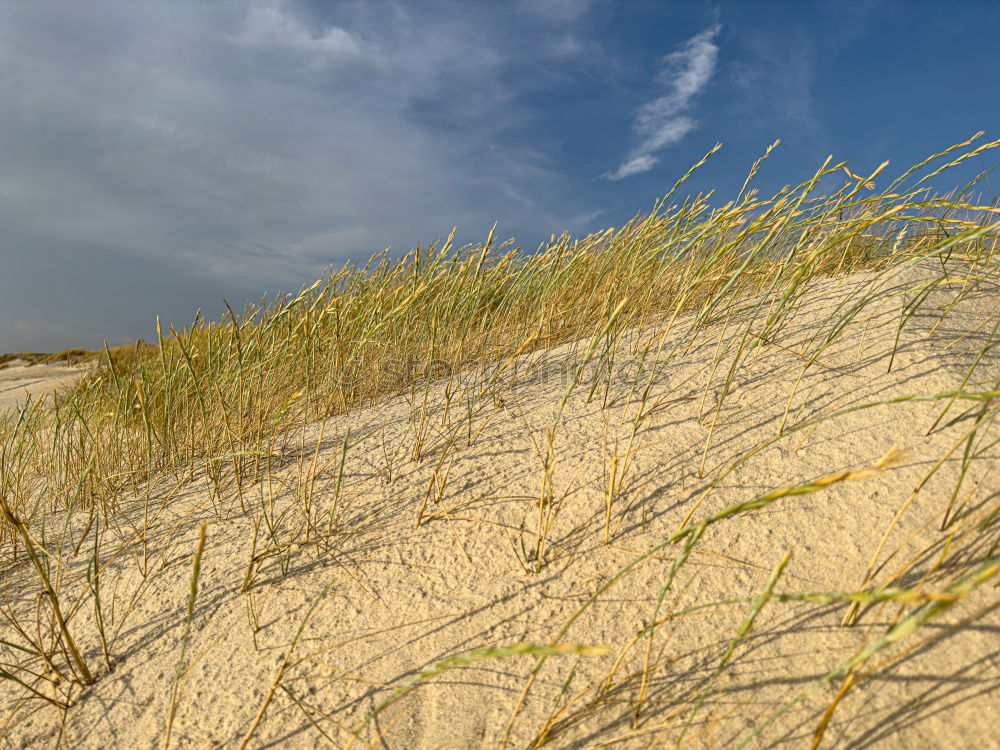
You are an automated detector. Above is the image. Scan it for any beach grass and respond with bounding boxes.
[1,132,999,747]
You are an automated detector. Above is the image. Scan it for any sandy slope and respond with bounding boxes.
[0,360,93,416]
[1,263,998,749]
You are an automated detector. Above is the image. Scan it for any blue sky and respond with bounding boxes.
[2,0,999,351]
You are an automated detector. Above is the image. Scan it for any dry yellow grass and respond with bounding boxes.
[1,134,999,748]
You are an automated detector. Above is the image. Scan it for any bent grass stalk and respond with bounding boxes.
[737,557,1000,750]
[676,549,791,744]
[350,642,610,747]
[236,579,336,750]
[502,445,908,747]
[163,520,208,750]
[1,137,998,746]
[0,429,94,687]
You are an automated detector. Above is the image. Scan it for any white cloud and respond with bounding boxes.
[608,23,721,180]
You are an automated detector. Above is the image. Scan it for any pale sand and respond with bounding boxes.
[0,360,93,416]
[1,263,998,748]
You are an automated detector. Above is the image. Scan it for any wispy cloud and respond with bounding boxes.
[729,31,821,139]
[608,23,721,180]
[237,1,361,59]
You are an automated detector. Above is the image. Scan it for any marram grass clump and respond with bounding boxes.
[2,133,999,748]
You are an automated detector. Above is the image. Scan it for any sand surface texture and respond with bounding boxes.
[0,360,92,416]
[1,261,998,748]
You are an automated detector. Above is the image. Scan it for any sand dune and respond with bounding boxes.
[0,360,93,416]
[1,262,997,748]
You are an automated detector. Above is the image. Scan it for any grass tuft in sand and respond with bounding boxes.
[2,133,1000,747]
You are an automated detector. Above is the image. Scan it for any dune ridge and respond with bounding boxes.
[2,138,999,748]
[2,260,998,748]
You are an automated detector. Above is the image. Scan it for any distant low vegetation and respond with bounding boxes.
[0,350,95,368]
[0,343,154,369]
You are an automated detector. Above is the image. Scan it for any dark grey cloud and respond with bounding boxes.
[0,0,601,351]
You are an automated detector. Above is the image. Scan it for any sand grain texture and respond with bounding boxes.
[0,360,93,416]
[1,263,998,749]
